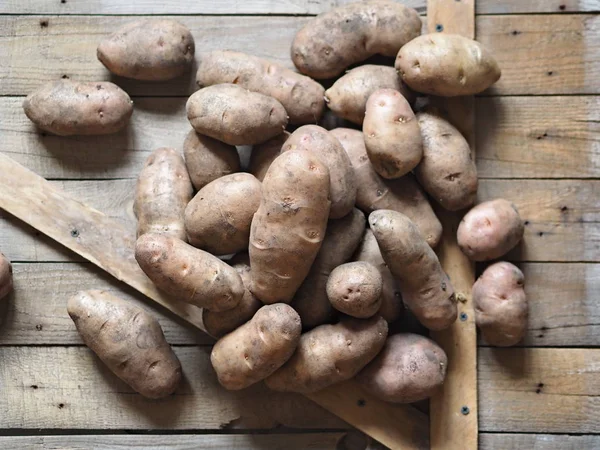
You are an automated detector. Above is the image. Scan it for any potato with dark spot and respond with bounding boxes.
[135,233,243,312]
[97,19,195,81]
[458,199,524,261]
[23,80,133,136]
[327,262,382,319]
[0,252,13,301]
[211,303,301,390]
[248,132,289,182]
[68,290,181,399]
[357,333,447,403]
[187,84,288,145]
[473,262,528,346]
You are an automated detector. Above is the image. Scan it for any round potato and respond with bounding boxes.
[248,132,289,182]
[458,199,524,261]
[0,252,13,301]
[23,80,133,136]
[327,261,383,319]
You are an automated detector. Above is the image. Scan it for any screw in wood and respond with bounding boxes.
[460,312,468,321]
[461,406,470,415]
[70,229,79,238]
[435,24,444,32]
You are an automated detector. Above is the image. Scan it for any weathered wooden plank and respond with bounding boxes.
[480,433,600,450]
[478,0,600,14]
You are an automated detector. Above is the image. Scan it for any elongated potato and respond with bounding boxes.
[249,150,331,304]
[185,173,262,255]
[97,19,194,81]
[327,261,383,319]
[23,80,133,136]
[396,33,501,96]
[415,112,478,211]
[473,262,528,346]
[458,199,524,261]
[282,125,356,219]
[68,290,181,399]
[0,252,13,301]
[196,50,324,124]
[248,132,289,182]
[135,233,243,312]
[265,316,388,394]
[331,128,441,247]
[292,208,366,329]
[134,148,193,241]
[211,303,301,390]
[292,1,421,79]
[370,210,457,330]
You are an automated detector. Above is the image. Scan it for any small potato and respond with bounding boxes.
[327,262,382,319]
[248,132,289,182]
[183,130,241,191]
[292,1,421,79]
[185,173,262,255]
[135,233,244,312]
[134,148,193,241]
[363,89,422,179]
[396,33,501,97]
[325,65,415,125]
[23,80,133,136]
[415,112,478,211]
[0,252,13,300]
[357,333,447,403]
[282,125,356,219]
[458,199,524,261]
[187,84,288,146]
[211,303,301,390]
[196,50,325,124]
[68,290,181,399]
[97,19,194,81]
[473,262,528,347]
[266,316,388,393]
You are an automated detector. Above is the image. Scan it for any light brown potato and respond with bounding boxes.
[0,252,13,301]
[396,33,501,97]
[211,303,301,390]
[97,19,194,81]
[186,84,288,146]
[458,199,524,261]
[265,316,388,394]
[248,132,289,182]
[363,89,422,179]
[327,262,382,319]
[135,233,243,312]
[68,290,181,399]
[324,65,415,125]
[473,262,528,346]
[23,80,133,136]
[282,125,356,219]
[370,210,457,330]
[357,333,447,403]
[292,208,366,329]
[331,128,441,247]
[249,150,331,304]
[183,130,241,191]
[185,173,262,255]
[196,50,324,124]
[292,1,421,79]
[134,148,193,241]
[415,112,478,211]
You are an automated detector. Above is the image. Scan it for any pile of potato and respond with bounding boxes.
[15,1,529,405]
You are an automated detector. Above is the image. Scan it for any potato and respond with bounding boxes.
[357,333,447,403]
[292,1,421,79]
[396,33,501,97]
[327,262,382,319]
[68,290,181,399]
[211,303,301,390]
[248,132,289,182]
[22,80,132,136]
[282,125,356,219]
[473,262,528,347]
[363,89,422,179]
[185,173,262,255]
[249,150,331,304]
[370,210,457,330]
[134,148,193,241]
[0,252,13,301]
[135,233,243,312]
[187,84,288,146]
[97,19,194,81]
[183,130,241,191]
[331,128,441,247]
[265,316,388,394]
[458,199,524,261]
[415,112,478,211]
[196,50,324,124]
[292,208,366,329]
[324,65,415,125]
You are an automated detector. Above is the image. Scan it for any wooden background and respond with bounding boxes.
[0,1,599,448]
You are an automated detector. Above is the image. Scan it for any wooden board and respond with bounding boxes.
[480,433,600,450]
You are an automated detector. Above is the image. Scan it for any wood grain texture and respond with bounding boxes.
[480,433,600,450]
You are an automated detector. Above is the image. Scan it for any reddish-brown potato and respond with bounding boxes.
[248,132,289,182]
[0,252,13,300]
[327,261,383,319]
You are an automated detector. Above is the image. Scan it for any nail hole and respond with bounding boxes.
[561,206,568,212]
[31,385,38,389]
[511,30,520,36]
[58,403,65,409]
[36,324,43,331]
[524,220,530,226]
[538,231,544,237]
[559,4,566,10]
[547,71,553,76]
[61,74,69,79]
[40,20,49,28]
